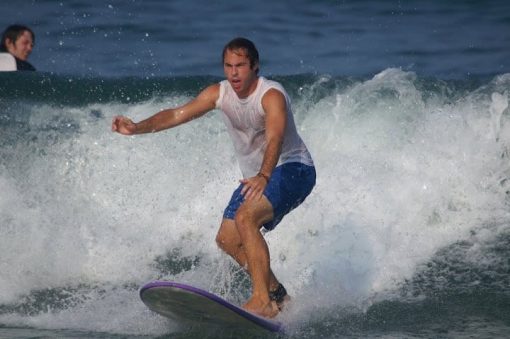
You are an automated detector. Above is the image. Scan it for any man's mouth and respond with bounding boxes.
[231,78,241,88]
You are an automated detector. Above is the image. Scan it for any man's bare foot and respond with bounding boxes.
[243,296,279,318]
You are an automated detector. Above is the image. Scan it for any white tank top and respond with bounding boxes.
[216,76,314,178]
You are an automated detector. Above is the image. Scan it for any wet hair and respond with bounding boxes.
[1,24,35,51]
[222,37,259,74]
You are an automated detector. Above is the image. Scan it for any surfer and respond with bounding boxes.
[112,37,315,318]
[0,24,36,71]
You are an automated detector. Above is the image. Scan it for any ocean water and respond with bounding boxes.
[1,1,510,338]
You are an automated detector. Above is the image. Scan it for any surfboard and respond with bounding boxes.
[139,280,283,333]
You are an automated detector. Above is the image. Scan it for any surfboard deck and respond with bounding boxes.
[139,280,283,333]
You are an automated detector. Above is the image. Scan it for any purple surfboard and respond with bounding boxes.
[139,280,283,333]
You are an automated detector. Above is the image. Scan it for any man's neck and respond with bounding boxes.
[237,76,259,99]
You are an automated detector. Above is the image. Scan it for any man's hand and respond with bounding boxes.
[112,116,137,135]
[240,175,268,201]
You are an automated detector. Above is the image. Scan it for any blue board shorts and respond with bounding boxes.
[223,162,316,231]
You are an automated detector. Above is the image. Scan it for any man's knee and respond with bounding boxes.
[215,230,229,251]
[216,221,241,252]
[235,202,272,230]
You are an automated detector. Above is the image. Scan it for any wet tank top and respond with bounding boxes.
[215,76,313,178]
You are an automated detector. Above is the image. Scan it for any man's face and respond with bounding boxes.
[223,48,258,98]
[6,30,34,61]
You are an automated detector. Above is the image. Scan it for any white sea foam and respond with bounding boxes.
[0,69,509,334]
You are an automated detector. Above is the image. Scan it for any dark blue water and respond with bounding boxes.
[1,0,509,78]
[1,1,510,338]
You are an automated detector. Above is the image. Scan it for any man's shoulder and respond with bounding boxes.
[196,82,221,108]
[260,76,282,86]
[260,77,286,93]
[200,82,220,97]
[263,87,285,99]
[260,78,287,100]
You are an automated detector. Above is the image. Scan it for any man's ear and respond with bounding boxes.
[5,38,15,50]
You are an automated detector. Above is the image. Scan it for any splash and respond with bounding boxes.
[0,70,509,335]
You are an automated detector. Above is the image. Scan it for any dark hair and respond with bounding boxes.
[1,24,35,51]
[222,37,259,74]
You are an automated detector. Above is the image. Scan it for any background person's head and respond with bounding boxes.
[1,24,35,61]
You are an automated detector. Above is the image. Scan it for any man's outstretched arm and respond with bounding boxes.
[112,84,220,135]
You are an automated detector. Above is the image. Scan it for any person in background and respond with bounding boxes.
[0,24,36,71]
